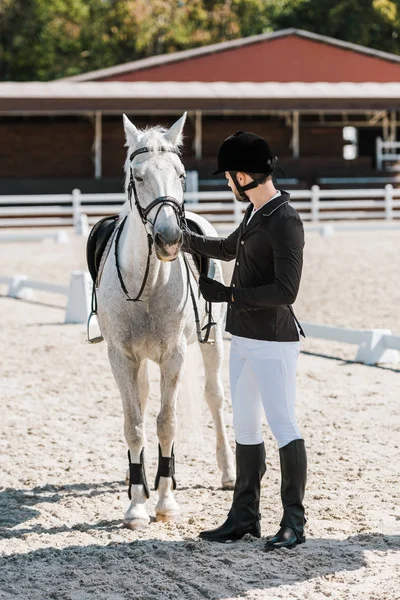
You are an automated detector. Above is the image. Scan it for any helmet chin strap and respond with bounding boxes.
[229,171,267,202]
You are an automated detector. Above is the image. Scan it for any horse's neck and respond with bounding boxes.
[119,211,170,295]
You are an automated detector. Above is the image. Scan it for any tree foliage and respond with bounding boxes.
[1,0,400,81]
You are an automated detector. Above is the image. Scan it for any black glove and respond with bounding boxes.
[199,276,232,303]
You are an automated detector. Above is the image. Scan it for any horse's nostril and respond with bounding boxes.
[155,231,182,247]
[154,232,164,247]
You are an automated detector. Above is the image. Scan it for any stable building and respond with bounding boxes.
[1,28,400,194]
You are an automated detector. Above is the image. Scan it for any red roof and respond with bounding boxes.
[65,29,400,84]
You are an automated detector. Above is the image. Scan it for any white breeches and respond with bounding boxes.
[229,335,302,449]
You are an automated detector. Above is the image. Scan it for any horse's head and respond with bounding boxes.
[123,113,187,262]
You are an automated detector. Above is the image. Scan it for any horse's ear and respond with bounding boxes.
[123,114,139,145]
[166,112,187,146]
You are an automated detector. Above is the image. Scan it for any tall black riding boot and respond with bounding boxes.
[200,442,266,542]
[264,438,307,551]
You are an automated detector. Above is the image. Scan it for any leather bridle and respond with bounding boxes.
[115,145,186,302]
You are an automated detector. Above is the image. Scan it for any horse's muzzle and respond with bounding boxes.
[154,231,183,261]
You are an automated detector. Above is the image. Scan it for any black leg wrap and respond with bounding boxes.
[154,444,177,491]
[127,448,150,500]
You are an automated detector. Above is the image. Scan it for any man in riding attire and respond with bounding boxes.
[183,131,307,551]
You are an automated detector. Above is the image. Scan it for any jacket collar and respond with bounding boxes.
[242,191,290,233]
[261,191,290,217]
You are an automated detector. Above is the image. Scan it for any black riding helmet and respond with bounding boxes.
[213,130,278,200]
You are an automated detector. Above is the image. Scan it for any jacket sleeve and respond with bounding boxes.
[182,226,240,262]
[233,216,304,310]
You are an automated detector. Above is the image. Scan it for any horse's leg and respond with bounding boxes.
[108,346,150,529]
[154,348,186,522]
[199,322,235,489]
[125,360,149,484]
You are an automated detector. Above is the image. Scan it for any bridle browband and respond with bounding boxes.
[115,145,186,302]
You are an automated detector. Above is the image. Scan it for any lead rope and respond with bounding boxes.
[183,254,216,344]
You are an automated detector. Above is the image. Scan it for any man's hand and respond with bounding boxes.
[199,276,233,303]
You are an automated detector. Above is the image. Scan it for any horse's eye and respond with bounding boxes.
[135,176,144,183]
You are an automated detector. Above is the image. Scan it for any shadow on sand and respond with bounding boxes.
[1,483,399,599]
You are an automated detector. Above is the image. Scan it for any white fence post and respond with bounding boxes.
[185,171,199,204]
[233,199,242,226]
[385,184,394,221]
[64,271,92,324]
[72,189,82,234]
[311,185,320,222]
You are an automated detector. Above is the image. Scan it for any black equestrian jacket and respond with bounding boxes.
[183,191,305,342]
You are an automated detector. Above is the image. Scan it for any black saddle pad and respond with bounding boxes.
[86,215,119,283]
[86,214,214,284]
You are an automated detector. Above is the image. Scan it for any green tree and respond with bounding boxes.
[2,0,400,81]
[270,0,400,55]
[0,0,89,80]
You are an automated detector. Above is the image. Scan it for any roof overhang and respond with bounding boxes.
[1,82,400,113]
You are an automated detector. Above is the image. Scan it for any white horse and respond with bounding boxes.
[97,113,235,528]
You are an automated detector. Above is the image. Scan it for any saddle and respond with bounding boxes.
[86,214,215,284]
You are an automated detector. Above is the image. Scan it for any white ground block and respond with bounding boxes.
[321,224,335,237]
[7,275,33,300]
[355,329,399,365]
[64,271,92,324]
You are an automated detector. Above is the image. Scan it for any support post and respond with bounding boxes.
[390,109,397,142]
[94,110,102,179]
[194,110,202,159]
[376,137,383,171]
[292,110,300,159]
[382,110,389,142]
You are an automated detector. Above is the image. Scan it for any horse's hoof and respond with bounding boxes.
[123,517,150,530]
[221,479,235,490]
[155,511,181,523]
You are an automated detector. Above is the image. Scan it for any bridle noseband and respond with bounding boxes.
[115,145,186,302]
